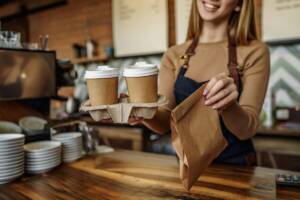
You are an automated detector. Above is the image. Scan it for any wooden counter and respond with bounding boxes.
[1,150,299,200]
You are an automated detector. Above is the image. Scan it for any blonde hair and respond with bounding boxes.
[186,0,260,45]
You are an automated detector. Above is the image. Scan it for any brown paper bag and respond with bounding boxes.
[171,85,228,190]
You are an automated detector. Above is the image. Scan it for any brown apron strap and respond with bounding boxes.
[180,35,199,67]
[228,42,240,90]
[186,34,200,55]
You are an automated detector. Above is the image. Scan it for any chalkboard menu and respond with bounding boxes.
[113,0,168,57]
[262,0,300,42]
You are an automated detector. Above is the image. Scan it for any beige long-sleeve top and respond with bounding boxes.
[144,39,270,140]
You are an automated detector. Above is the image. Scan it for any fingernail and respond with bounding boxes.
[212,106,217,109]
[205,101,209,105]
[203,89,208,96]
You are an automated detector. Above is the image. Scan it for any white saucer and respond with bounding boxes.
[0,134,24,142]
[0,159,24,167]
[26,167,57,175]
[63,156,82,163]
[26,160,61,170]
[0,121,22,134]
[52,132,82,141]
[0,151,24,159]
[26,157,61,165]
[63,154,82,160]
[0,147,23,155]
[0,161,23,170]
[19,116,47,132]
[0,167,24,176]
[24,141,61,153]
[0,171,24,184]
[0,141,25,148]
[0,155,24,163]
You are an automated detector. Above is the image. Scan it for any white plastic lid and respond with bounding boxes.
[84,66,120,79]
[134,62,148,66]
[123,63,158,77]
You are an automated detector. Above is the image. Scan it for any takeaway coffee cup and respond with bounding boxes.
[123,62,158,103]
[84,66,119,106]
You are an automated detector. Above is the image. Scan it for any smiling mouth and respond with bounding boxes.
[202,1,220,11]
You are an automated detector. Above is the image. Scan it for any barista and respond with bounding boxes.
[131,0,270,165]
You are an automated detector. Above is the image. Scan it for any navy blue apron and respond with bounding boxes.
[173,36,256,166]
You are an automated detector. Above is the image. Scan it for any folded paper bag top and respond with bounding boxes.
[171,84,228,190]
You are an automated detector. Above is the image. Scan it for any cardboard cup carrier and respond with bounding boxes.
[81,64,168,123]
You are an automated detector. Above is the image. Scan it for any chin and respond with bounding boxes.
[199,12,221,22]
[198,0,224,22]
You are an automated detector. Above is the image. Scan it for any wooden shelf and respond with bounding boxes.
[72,55,108,65]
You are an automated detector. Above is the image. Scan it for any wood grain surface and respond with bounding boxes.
[0,150,299,200]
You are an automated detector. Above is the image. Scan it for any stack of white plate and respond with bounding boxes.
[24,141,62,174]
[0,121,22,134]
[52,132,83,163]
[0,134,25,184]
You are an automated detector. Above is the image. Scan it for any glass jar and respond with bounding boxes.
[0,31,22,48]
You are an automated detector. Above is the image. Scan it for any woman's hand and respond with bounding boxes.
[100,117,144,125]
[203,72,239,110]
[128,116,144,126]
[100,118,114,123]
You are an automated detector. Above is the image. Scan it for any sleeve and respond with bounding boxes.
[142,48,178,134]
[220,42,270,140]
[158,49,177,111]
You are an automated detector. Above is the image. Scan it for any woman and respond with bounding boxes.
[131,0,270,165]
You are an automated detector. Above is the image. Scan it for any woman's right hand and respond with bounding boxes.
[100,117,143,126]
[128,116,144,126]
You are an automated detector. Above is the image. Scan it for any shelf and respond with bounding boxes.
[72,55,108,65]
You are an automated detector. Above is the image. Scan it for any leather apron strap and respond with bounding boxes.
[180,35,199,68]
[227,36,240,91]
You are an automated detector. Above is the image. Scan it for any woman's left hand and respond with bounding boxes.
[203,72,239,110]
